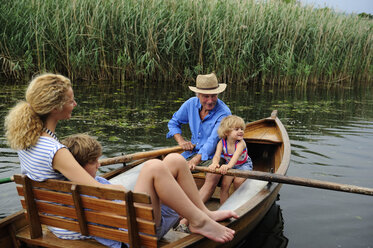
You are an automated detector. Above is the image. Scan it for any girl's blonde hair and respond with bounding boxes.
[4,73,72,150]
[61,134,102,167]
[217,115,246,139]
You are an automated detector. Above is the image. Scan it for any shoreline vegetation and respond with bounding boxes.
[0,0,372,85]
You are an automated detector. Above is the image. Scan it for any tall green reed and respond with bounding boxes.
[0,0,372,84]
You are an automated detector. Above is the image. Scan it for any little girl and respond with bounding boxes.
[208,115,253,204]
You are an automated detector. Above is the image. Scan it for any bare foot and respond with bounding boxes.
[208,210,239,222]
[179,217,188,225]
[179,210,238,228]
[188,216,235,243]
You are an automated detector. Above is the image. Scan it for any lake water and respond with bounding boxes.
[0,79,372,247]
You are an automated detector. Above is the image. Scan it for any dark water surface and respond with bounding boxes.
[0,79,372,248]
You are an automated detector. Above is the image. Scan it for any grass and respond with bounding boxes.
[0,0,372,85]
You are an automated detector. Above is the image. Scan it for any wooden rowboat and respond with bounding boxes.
[0,110,290,247]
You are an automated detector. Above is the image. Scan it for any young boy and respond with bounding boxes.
[61,134,182,247]
[61,134,124,247]
[61,133,108,184]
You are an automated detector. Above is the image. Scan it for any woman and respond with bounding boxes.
[5,73,237,245]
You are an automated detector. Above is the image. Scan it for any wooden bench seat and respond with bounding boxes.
[13,174,157,248]
[244,120,282,145]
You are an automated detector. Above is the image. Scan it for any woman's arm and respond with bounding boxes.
[53,148,125,191]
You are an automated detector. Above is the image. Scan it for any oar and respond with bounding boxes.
[195,166,373,196]
[0,176,13,184]
[99,145,184,166]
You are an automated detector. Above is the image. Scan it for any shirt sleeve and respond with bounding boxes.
[166,99,191,139]
[197,114,226,161]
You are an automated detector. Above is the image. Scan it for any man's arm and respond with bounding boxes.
[187,154,202,170]
[174,133,194,151]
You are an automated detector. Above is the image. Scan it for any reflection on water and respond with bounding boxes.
[237,201,288,248]
[0,79,372,247]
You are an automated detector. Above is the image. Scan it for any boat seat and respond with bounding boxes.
[244,123,282,145]
[13,174,157,248]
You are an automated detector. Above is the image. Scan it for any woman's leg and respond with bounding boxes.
[134,158,235,243]
[220,176,234,204]
[163,153,239,221]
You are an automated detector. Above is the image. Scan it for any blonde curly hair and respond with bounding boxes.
[217,115,246,139]
[4,73,72,150]
[61,134,102,167]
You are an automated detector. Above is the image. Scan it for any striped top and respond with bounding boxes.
[18,136,90,240]
[18,136,67,181]
[221,139,249,165]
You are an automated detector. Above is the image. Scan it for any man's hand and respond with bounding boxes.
[178,140,194,151]
[174,133,194,151]
[187,154,202,170]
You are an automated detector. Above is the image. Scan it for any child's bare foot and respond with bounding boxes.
[208,210,239,222]
[188,216,235,243]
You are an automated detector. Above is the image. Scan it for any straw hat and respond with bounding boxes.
[189,73,227,94]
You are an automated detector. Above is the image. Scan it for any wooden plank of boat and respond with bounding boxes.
[0,110,290,247]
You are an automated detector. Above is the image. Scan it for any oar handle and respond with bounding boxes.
[195,166,373,196]
[0,176,13,184]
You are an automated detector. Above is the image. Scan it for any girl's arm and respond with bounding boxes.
[220,140,246,174]
[208,140,223,172]
[53,148,125,191]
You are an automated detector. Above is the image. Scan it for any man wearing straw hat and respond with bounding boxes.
[167,72,231,203]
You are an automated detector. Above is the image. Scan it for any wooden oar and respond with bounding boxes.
[195,166,373,196]
[99,146,184,166]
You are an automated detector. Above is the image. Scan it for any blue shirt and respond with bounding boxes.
[167,96,231,160]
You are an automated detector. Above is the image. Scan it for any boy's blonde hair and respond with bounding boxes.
[61,134,102,167]
[217,115,246,139]
[5,73,72,150]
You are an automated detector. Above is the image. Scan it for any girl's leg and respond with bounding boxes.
[220,176,234,204]
[163,153,238,222]
[134,158,235,243]
[198,173,222,203]
[233,178,246,190]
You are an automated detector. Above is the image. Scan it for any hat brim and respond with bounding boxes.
[189,84,227,94]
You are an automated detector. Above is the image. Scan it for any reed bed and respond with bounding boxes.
[0,0,372,85]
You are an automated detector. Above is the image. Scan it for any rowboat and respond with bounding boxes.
[0,110,290,247]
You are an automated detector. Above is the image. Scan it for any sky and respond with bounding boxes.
[299,0,373,15]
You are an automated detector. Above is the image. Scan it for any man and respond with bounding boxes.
[167,72,231,202]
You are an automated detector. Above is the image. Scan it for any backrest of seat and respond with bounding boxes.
[13,174,157,248]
